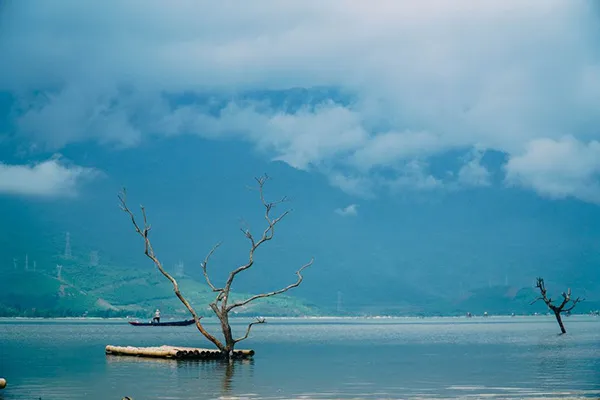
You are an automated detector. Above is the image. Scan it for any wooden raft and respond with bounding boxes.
[105,345,255,360]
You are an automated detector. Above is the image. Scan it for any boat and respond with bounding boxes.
[128,319,195,327]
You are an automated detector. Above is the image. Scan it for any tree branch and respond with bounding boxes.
[201,242,223,292]
[234,317,266,344]
[222,175,291,307]
[563,297,584,313]
[534,277,554,308]
[533,277,583,314]
[530,297,544,306]
[228,258,314,312]
[557,288,572,310]
[118,188,225,351]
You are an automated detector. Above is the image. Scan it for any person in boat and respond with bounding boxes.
[152,308,161,323]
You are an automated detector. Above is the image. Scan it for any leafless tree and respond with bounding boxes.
[531,277,583,334]
[118,175,314,357]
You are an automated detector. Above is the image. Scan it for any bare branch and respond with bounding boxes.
[530,297,544,306]
[240,227,256,248]
[564,297,584,313]
[201,242,223,292]
[118,189,225,351]
[234,317,266,344]
[222,175,293,300]
[534,277,554,308]
[534,278,583,313]
[228,258,314,312]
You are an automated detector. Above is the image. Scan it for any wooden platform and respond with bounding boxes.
[105,345,254,360]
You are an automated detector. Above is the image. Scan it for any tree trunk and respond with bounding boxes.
[554,310,567,334]
[219,313,235,355]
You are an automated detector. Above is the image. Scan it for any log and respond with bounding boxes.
[105,345,255,360]
[0,378,6,389]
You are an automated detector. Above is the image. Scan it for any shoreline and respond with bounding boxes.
[1,314,598,322]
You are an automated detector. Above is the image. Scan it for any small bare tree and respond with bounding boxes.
[118,175,313,357]
[531,277,583,334]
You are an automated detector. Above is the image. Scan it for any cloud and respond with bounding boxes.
[458,150,491,187]
[334,204,359,217]
[0,157,99,197]
[1,1,600,200]
[16,85,145,150]
[505,136,600,203]
[327,172,374,198]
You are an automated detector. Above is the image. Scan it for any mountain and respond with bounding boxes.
[1,140,599,317]
[0,249,320,318]
[2,250,598,318]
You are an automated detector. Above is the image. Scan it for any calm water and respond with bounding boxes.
[1,316,599,399]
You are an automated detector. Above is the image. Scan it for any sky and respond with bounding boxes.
[1,1,600,308]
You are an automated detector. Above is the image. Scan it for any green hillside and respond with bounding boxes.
[0,254,320,318]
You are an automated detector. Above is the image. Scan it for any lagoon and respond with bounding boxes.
[1,316,599,399]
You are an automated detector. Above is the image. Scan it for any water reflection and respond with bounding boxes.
[105,355,254,398]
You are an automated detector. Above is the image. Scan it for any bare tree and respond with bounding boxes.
[118,175,314,357]
[531,277,583,334]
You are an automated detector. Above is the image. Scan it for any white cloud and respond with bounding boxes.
[350,131,444,171]
[385,160,443,192]
[0,157,99,197]
[327,173,374,198]
[334,204,359,217]
[1,1,600,200]
[458,150,491,187]
[505,136,600,203]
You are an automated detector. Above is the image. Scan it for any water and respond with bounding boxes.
[1,316,599,399]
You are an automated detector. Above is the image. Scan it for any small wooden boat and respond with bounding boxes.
[128,319,195,327]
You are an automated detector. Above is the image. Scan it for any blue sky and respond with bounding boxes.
[1,1,600,307]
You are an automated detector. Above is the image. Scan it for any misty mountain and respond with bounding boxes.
[1,140,598,316]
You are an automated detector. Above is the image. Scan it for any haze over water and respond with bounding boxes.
[1,316,599,399]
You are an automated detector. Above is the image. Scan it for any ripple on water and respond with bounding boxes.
[0,317,599,399]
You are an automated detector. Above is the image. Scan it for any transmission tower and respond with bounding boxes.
[64,232,72,259]
[56,264,63,280]
[336,291,343,313]
[174,261,184,277]
[13,258,17,270]
[25,254,29,271]
[89,251,99,267]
